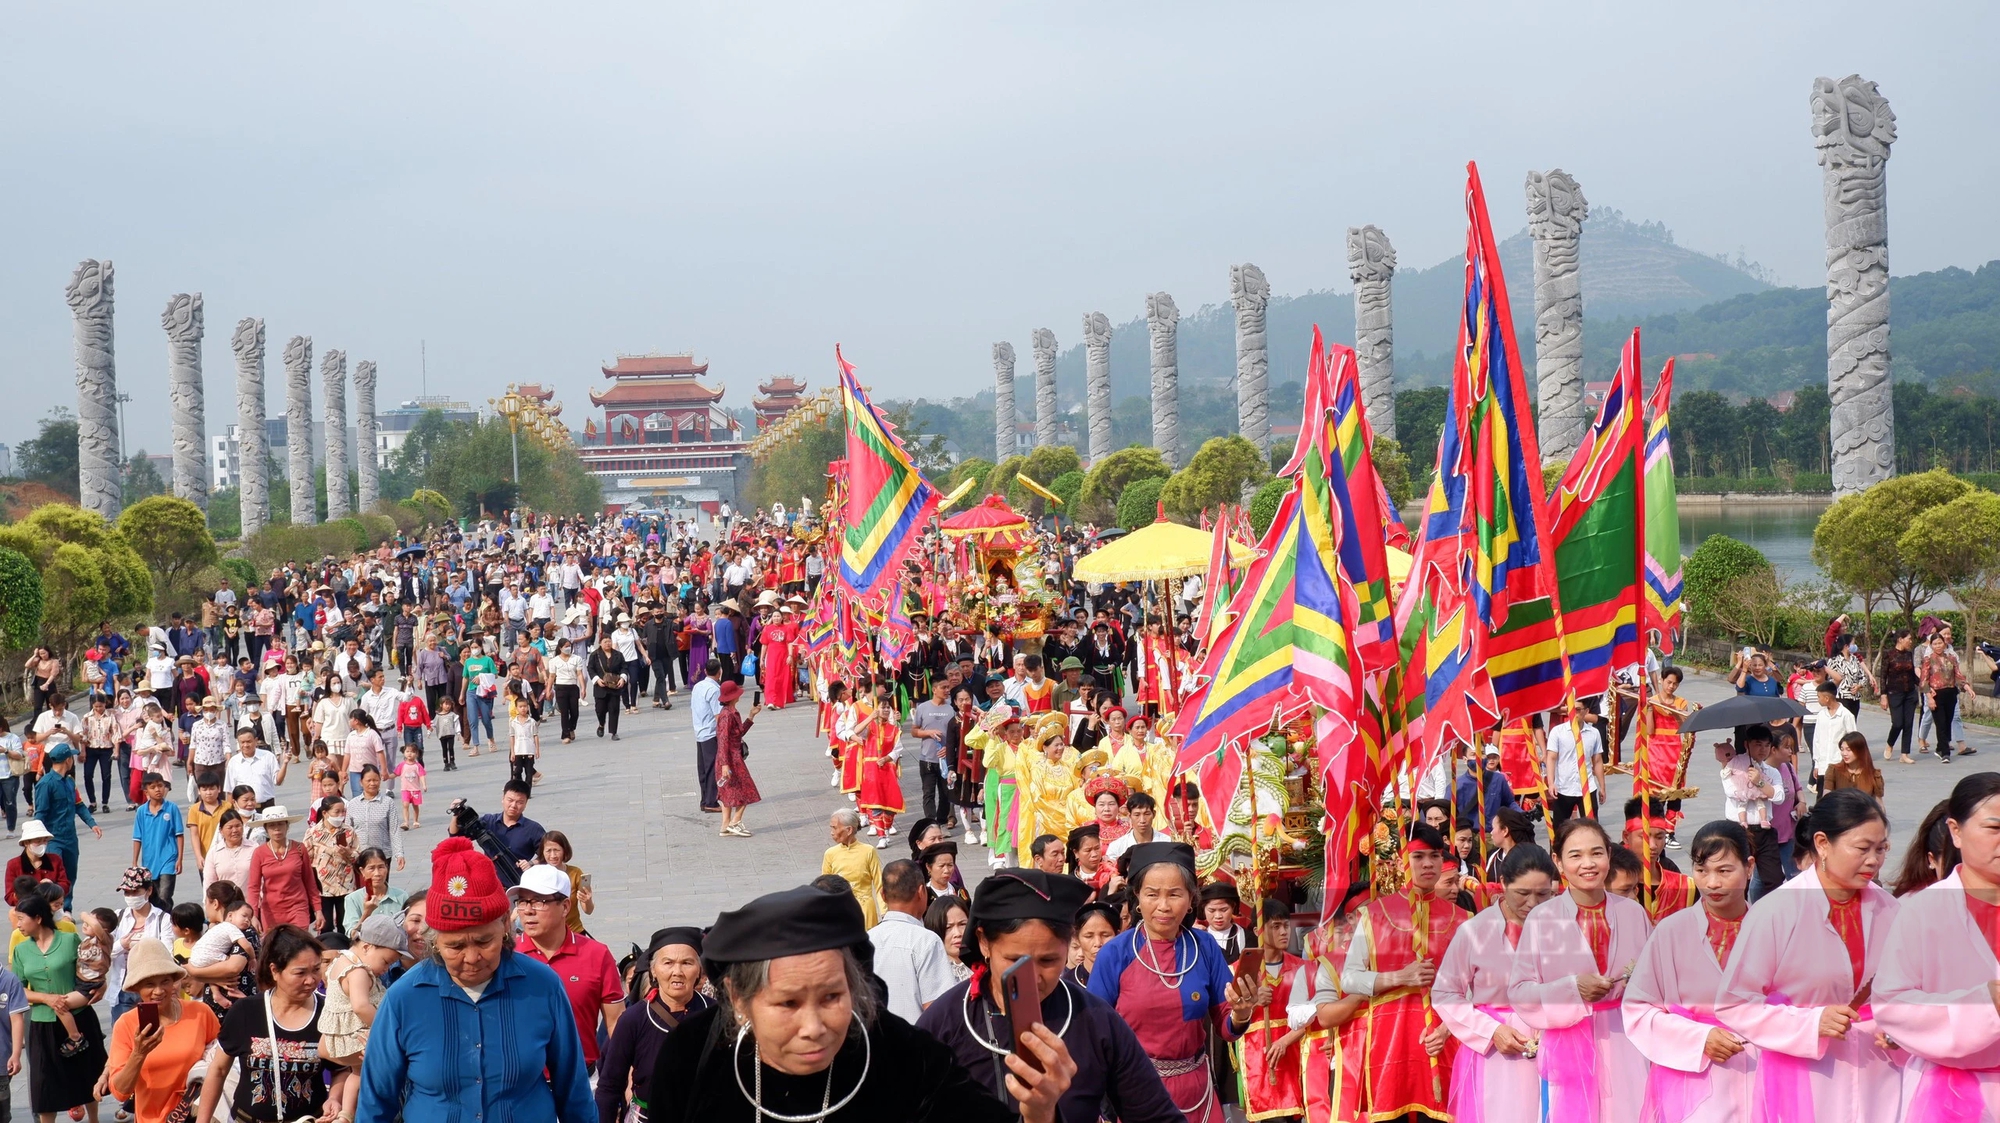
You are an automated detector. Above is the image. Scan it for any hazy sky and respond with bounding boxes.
[4,1,1996,456]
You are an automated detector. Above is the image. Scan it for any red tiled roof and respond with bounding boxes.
[759,376,807,393]
[589,380,726,407]
[753,397,802,412]
[514,383,556,402]
[603,354,708,378]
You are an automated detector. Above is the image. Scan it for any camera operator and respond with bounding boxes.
[446,780,544,888]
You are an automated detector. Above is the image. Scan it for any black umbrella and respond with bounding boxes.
[1680,693,1808,734]
[395,544,428,559]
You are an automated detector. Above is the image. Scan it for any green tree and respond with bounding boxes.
[0,546,44,649]
[1010,446,1082,517]
[1775,384,1832,474]
[745,413,843,515]
[1813,469,1972,625]
[880,403,955,477]
[1683,534,1771,632]
[1394,388,1449,478]
[1049,471,1085,517]
[1371,437,1414,509]
[1676,391,1742,477]
[14,409,80,497]
[1900,489,2000,653]
[945,459,994,496]
[121,452,168,502]
[986,455,1027,500]
[1076,447,1172,525]
[1116,476,1168,530]
[117,495,220,616]
[1159,436,1267,523]
[40,542,110,664]
[206,488,241,540]
[1248,476,1287,536]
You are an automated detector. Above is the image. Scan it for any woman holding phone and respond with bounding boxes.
[106,942,219,1123]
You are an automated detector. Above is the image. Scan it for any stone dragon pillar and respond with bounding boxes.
[354,360,380,511]
[1231,263,1270,456]
[1347,226,1398,441]
[1526,169,1589,466]
[1145,292,1180,467]
[321,350,350,520]
[65,260,121,519]
[1082,312,1113,464]
[992,342,1016,461]
[163,293,208,508]
[232,318,270,538]
[284,336,316,525]
[1813,74,1898,493]
[1031,328,1058,450]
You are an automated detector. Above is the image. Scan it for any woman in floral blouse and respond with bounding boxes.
[301,795,358,934]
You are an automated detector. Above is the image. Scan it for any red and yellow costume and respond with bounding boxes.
[1235,951,1310,1120]
[1301,922,1365,1123]
[835,699,868,795]
[1632,693,1692,799]
[1357,890,1466,1121]
[856,704,905,828]
[1018,676,1056,714]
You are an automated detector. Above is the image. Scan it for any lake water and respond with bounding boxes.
[1678,501,1829,584]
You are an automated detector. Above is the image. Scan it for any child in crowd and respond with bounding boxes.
[508,691,540,789]
[188,888,260,1012]
[394,743,427,830]
[432,696,461,772]
[395,688,431,768]
[307,741,341,819]
[320,913,406,1123]
[1723,750,1774,828]
[47,891,104,1056]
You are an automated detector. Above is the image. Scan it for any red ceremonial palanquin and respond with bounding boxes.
[1301,922,1365,1123]
[1632,696,1690,799]
[1236,951,1309,1120]
[1359,891,1466,1122]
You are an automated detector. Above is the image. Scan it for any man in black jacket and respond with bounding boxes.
[640,606,677,706]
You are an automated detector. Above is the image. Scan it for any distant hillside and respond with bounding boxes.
[1579,260,2000,395]
[1050,208,1777,401]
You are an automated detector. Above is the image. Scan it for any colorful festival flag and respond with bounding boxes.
[1284,329,1400,673]
[836,347,940,597]
[1541,328,1646,701]
[1642,358,1684,652]
[1193,507,1245,649]
[1393,162,1563,770]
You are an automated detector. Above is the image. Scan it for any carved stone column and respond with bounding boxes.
[162,294,208,508]
[1347,227,1398,441]
[1083,312,1113,463]
[354,361,380,511]
[1031,328,1058,450]
[1146,293,1180,467]
[232,319,270,538]
[321,351,350,520]
[1813,74,1898,493]
[992,343,1016,461]
[1526,169,1589,465]
[284,336,316,525]
[1231,264,1270,455]
[65,260,121,519]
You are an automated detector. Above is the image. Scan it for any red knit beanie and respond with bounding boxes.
[427,837,510,931]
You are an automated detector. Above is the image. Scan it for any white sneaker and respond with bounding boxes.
[876,837,891,849]
[885,826,897,837]
[829,774,838,786]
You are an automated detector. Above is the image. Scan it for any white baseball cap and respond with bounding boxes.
[506,864,572,902]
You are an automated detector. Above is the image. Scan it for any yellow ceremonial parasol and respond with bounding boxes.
[937,476,979,512]
[1386,544,1412,583]
[1073,517,1257,582]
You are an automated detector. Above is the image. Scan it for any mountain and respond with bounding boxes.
[1049,208,1778,402]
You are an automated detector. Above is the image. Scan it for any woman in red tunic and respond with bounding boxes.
[856,680,906,841]
[758,607,797,709]
[1085,842,1258,1123]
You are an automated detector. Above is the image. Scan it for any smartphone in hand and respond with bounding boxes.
[1000,956,1044,1072]
[1234,948,1265,981]
[137,1000,160,1035]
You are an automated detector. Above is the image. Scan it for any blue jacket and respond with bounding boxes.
[358,951,595,1123]
[1454,766,1517,830]
[33,773,95,850]
[1086,924,1235,1030]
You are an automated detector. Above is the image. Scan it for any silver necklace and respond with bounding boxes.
[733,1023,871,1123]
[959,978,1075,1055]
[1134,927,1198,988]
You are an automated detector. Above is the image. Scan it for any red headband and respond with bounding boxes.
[1624,818,1657,836]
[1405,838,1443,854]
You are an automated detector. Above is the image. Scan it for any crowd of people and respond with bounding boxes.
[5,498,2000,1123]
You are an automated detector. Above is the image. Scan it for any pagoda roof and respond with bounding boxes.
[753,396,802,412]
[603,353,708,379]
[590,379,727,407]
[759,375,807,394]
[513,383,556,402]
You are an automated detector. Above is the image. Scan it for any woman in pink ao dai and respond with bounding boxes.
[1715,787,1902,1123]
[1622,820,1757,1123]
[1875,772,2000,1123]
[1434,842,1559,1121]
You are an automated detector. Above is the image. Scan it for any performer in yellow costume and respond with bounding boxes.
[1014,713,1080,864]
[1065,748,1115,831]
[964,705,1027,869]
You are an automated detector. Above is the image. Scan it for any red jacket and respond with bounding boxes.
[397,694,432,731]
[5,852,70,905]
